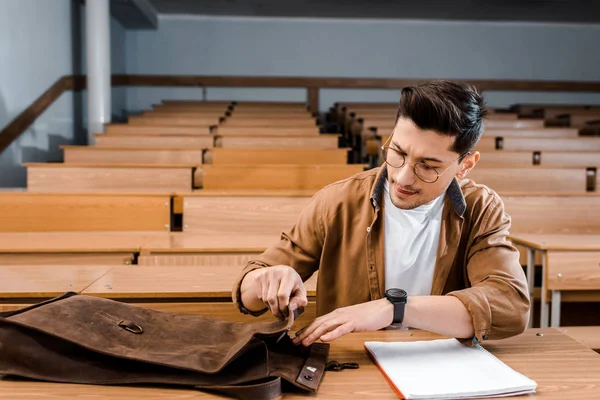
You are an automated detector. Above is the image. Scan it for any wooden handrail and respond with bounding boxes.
[3,73,600,155]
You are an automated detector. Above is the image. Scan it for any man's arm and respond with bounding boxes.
[294,193,529,346]
[232,191,326,317]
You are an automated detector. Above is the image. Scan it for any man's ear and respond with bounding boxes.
[456,151,480,179]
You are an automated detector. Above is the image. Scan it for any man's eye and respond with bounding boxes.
[421,165,437,171]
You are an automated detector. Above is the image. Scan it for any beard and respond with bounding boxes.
[387,180,448,210]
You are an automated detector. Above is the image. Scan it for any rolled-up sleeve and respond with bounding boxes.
[232,191,326,315]
[447,196,530,342]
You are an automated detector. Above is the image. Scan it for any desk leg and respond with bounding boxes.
[540,251,549,329]
[526,248,535,329]
[551,291,561,328]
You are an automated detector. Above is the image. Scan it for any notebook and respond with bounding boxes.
[364,338,537,399]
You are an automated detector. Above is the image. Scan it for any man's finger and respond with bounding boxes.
[320,322,354,342]
[301,318,343,347]
[266,280,283,320]
[276,276,295,317]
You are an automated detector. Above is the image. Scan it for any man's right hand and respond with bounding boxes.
[240,265,308,320]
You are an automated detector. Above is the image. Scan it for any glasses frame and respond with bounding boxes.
[381,136,469,184]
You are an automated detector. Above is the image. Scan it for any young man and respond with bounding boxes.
[232,81,530,346]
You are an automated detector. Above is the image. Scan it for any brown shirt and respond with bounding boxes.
[233,165,530,342]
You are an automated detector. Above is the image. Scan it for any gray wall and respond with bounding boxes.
[126,15,600,111]
[0,0,77,187]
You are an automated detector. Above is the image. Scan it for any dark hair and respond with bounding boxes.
[396,80,487,157]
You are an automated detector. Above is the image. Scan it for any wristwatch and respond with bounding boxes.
[384,288,408,324]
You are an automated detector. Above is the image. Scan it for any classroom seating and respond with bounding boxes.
[215,135,340,149]
[61,146,204,165]
[204,148,350,164]
[95,134,214,148]
[25,163,195,192]
[0,193,171,232]
[104,124,211,135]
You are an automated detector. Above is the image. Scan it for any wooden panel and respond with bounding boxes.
[482,128,578,138]
[82,265,318,298]
[105,124,210,135]
[510,234,600,251]
[137,301,317,331]
[0,194,170,232]
[26,165,193,192]
[216,126,320,136]
[477,137,600,152]
[477,151,534,166]
[140,233,277,254]
[0,253,133,265]
[218,135,340,149]
[183,196,311,235]
[199,164,365,190]
[62,147,203,165]
[138,253,261,267]
[0,265,113,298]
[95,134,214,149]
[484,119,544,129]
[222,118,317,127]
[468,167,587,193]
[547,251,600,290]
[128,116,220,126]
[558,326,600,350]
[206,148,349,165]
[503,196,600,234]
[541,152,600,167]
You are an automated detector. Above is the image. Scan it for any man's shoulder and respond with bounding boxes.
[458,178,505,218]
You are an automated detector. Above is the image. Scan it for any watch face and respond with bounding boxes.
[386,288,407,300]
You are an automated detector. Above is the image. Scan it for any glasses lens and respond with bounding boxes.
[414,163,439,183]
[383,148,405,168]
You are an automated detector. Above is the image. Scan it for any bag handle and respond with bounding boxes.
[198,377,282,400]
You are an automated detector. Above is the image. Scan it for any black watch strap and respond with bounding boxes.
[392,302,406,324]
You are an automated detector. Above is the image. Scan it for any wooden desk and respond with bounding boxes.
[0,265,112,299]
[509,233,600,328]
[1,329,599,399]
[138,233,277,266]
[81,265,317,299]
[0,232,164,265]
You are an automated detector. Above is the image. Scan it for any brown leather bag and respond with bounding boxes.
[0,292,329,400]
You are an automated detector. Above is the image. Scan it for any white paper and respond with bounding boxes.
[365,339,537,400]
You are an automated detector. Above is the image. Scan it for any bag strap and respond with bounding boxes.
[198,377,282,400]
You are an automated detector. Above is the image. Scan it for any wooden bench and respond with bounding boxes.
[25,163,196,192]
[476,151,600,167]
[95,134,214,149]
[128,115,222,127]
[553,113,600,128]
[468,167,591,193]
[216,135,340,149]
[61,146,204,165]
[511,104,600,118]
[204,148,349,165]
[476,137,600,152]
[221,118,317,127]
[181,194,312,235]
[0,232,164,265]
[105,124,211,136]
[0,193,171,232]
[138,233,277,267]
[215,126,320,136]
[199,164,365,190]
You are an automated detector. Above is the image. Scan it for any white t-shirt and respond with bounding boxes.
[384,181,445,296]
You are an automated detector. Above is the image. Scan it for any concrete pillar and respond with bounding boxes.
[85,0,111,144]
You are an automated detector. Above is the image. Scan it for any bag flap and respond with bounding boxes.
[1,293,295,374]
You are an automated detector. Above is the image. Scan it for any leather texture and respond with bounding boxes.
[0,292,329,400]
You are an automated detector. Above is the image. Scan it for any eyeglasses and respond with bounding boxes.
[381,137,468,183]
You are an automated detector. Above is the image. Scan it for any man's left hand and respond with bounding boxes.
[292,298,393,346]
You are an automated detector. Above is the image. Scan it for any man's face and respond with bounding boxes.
[385,117,477,210]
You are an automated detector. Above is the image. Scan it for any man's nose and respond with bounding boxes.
[391,163,417,186]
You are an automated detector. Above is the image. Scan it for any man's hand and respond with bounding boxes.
[292,298,393,346]
[240,265,308,320]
